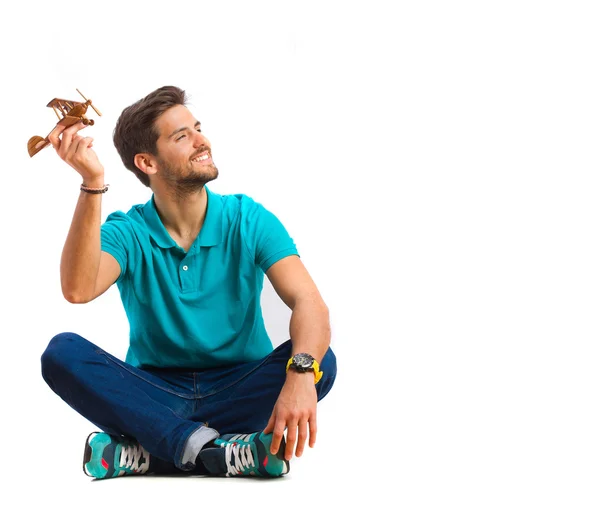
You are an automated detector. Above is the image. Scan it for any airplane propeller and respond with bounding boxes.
[76,88,102,117]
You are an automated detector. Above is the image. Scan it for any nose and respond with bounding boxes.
[192,129,207,149]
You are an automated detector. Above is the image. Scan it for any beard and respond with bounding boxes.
[158,157,219,200]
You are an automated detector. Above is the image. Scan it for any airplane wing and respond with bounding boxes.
[46,98,80,108]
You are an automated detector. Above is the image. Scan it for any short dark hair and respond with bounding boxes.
[113,86,188,187]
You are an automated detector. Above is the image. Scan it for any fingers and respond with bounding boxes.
[266,386,318,460]
[270,419,287,456]
[48,123,70,157]
[308,414,317,448]
[267,417,317,460]
[47,121,88,159]
[47,123,65,151]
[58,122,88,159]
[263,414,275,436]
[295,419,308,457]
[44,121,104,180]
[285,421,298,461]
[70,136,94,158]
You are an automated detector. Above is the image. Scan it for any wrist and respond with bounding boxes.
[81,167,105,187]
[82,178,105,188]
[285,369,316,384]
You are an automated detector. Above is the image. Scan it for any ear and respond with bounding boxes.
[134,153,158,176]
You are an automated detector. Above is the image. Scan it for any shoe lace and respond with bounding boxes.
[224,442,255,476]
[119,442,150,474]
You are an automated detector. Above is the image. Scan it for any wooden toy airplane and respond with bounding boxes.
[27,89,102,157]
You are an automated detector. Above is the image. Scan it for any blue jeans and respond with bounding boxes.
[41,333,337,472]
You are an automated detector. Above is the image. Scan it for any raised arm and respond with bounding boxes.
[48,122,120,303]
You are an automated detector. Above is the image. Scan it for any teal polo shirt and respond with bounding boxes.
[100,185,299,369]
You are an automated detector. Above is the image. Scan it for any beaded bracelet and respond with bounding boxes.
[81,183,110,194]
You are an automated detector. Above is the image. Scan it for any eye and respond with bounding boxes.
[176,135,186,141]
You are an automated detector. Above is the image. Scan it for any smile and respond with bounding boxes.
[192,153,210,162]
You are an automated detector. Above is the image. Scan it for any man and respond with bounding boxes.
[41,86,336,479]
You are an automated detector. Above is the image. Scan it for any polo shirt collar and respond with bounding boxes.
[142,185,223,249]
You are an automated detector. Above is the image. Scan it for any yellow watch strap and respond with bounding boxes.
[312,360,323,384]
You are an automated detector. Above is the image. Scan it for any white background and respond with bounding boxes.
[1,1,599,523]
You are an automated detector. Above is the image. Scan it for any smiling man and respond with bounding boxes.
[40,86,337,479]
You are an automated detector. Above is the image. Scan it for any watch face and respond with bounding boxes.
[294,353,314,368]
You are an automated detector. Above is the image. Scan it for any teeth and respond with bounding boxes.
[192,153,209,162]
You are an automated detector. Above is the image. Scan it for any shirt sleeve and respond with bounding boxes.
[241,197,300,273]
[101,211,134,283]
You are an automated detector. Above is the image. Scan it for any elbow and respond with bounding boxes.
[314,297,329,315]
[314,297,330,316]
[63,292,91,304]
[306,298,330,322]
[62,285,92,304]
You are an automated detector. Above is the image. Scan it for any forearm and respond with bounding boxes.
[289,298,331,363]
[268,297,329,456]
[60,188,104,302]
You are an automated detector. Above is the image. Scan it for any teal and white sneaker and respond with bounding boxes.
[199,432,289,477]
[83,432,150,479]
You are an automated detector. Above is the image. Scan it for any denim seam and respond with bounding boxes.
[199,359,265,399]
[92,339,292,400]
[199,343,288,398]
[97,349,196,400]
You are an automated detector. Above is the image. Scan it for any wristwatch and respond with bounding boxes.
[286,353,323,384]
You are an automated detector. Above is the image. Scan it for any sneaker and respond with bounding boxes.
[199,432,289,477]
[83,432,150,479]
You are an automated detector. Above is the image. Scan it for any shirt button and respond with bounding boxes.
[182,265,189,271]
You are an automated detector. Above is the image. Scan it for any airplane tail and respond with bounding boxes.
[28,135,50,157]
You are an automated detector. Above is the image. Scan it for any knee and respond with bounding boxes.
[317,347,337,401]
[41,332,85,380]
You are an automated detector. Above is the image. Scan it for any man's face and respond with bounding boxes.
[153,105,218,193]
